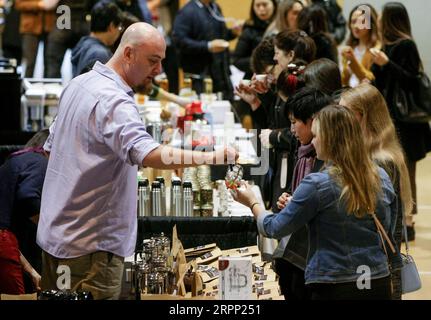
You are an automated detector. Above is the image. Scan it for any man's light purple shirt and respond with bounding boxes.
[37,62,160,258]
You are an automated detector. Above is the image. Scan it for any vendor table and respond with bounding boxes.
[136,216,258,251]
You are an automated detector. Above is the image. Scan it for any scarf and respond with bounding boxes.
[291,143,317,192]
[10,147,46,158]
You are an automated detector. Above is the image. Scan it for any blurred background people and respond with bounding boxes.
[371,2,431,240]
[147,0,180,93]
[116,0,152,24]
[233,0,276,80]
[297,4,338,63]
[1,0,23,63]
[232,0,276,129]
[340,3,380,88]
[43,0,95,78]
[172,0,242,100]
[15,0,55,77]
[71,0,123,77]
[310,0,346,44]
[264,0,303,37]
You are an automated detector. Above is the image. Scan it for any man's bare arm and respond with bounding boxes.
[142,145,237,169]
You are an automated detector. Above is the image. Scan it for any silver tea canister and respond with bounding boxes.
[151,181,162,217]
[138,178,150,217]
[171,178,182,217]
[182,181,193,217]
[155,177,166,216]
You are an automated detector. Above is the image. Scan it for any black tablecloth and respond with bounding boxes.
[137,216,258,250]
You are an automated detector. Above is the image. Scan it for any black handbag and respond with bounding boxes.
[391,72,431,123]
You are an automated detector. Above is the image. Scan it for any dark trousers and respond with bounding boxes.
[45,20,89,78]
[308,276,392,300]
[162,44,179,94]
[22,33,49,78]
[274,258,311,300]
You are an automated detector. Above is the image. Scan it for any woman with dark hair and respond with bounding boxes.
[310,0,346,45]
[303,58,342,95]
[233,0,277,79]
[274,58,341,300]
[340,4,380,87]
[274,28,316,68]
[0,129,49,295]
[273,87,331,300]
[265,0,303,36]
[237,30,316,212]
[371,2,431,240]
[297,4,338,63]
[232,0,276,129]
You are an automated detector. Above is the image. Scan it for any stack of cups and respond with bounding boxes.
[224,111,235,146]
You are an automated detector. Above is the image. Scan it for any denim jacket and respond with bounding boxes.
[257,167,400,284]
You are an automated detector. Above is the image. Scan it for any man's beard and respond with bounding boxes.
[133,82,153,95]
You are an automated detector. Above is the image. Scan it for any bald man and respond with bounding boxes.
[37,23,237,300]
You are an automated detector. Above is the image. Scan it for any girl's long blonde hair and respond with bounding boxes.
[313,105,381,218]
[341,84,413,215]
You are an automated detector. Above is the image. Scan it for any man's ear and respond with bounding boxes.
[123,46,133,64]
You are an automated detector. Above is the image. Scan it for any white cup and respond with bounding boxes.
[255,74,267,82]
[240,79,251,86]
[224,111,235,127]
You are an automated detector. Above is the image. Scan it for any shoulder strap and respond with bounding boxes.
[401,206,411,254]
[371,213,396,255]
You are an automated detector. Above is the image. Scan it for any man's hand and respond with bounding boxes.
[209,39,229,53]
[213,146,238,165]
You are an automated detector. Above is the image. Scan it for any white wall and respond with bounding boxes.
[343,0,431,75]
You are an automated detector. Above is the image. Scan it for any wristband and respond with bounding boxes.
[250,202,260,212]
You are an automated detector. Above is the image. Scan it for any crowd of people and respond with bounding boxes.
[0,0,430,300]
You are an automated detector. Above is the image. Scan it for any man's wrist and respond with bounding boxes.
[249,198,259,208]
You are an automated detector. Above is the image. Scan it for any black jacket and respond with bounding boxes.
[233,19,270,79]
[267,97,296,212]
[172,0,236,97]
[372,39,431,161]
[311,33,338,64]
[71,36,112,77]
[312,0,346,44]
